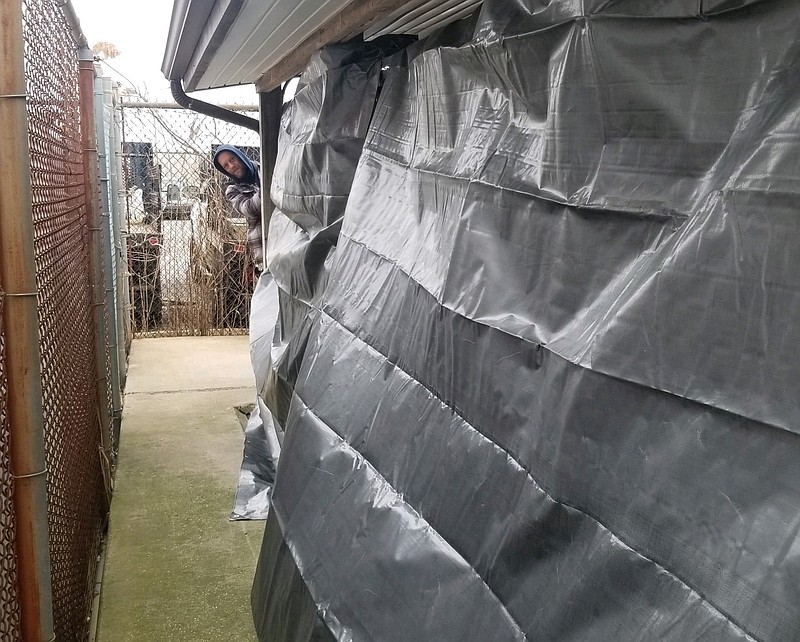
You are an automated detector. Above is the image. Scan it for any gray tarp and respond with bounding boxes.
[231,274,281,521]
[252,2,800,640]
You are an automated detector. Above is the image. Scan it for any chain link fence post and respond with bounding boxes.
[95,66,125,450]
[78,50,114,508]
[0,0,56,638]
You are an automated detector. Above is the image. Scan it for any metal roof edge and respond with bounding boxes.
[161,0,217,80]
[184,0,245,91]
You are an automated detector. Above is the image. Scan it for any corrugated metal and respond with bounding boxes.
[172,0,484,92]
[191,0,351,90]
[365,0,482,40]
[184,0,243,91]
[162,0,216,81]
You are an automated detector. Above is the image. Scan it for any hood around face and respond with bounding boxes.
[213,145,259,184]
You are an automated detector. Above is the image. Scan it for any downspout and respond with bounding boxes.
[0,0,55,638]
[171,79,259,132]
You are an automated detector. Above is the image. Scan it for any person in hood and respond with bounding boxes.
[213,145,263,270]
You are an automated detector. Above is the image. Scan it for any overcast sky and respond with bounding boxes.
[69,0,257,104]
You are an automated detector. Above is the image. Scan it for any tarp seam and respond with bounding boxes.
[284,391,529,642]
[361,147,690,220]
[333,230,791,437]
[312,307,762,642]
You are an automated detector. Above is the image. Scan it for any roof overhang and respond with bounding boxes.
[162,0,482,93]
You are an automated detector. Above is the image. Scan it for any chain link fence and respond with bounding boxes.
[120,103,260,337]
[0,0,117,640]
[0,310,20,642]
[24,0,113,635]
[0,2,261,638]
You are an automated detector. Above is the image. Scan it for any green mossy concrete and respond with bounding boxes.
[97,338,264,641]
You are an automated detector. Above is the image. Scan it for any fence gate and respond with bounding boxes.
[119,102,260,337]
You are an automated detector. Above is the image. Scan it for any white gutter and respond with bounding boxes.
[161,0,218,81]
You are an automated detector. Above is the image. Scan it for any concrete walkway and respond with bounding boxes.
[96,336,265,641]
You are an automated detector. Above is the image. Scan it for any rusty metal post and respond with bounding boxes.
[77,48,114,501]
[0,0,56,639]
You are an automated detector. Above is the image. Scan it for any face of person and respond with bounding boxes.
[218,151,246,179]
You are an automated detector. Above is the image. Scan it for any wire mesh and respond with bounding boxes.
[0,297,22,641]
[22,0,112,639]
[120,103,261,337]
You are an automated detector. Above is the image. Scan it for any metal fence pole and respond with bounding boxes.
[104,77,129,394]
[112,92,133,355]
[77,49,114,501]
[0,0,56,639]
[94,68,123,443]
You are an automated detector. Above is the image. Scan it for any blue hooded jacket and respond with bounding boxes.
[212,144,264,268]
[213,145,259,185]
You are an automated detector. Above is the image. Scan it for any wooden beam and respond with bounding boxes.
[255,0,417,92]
